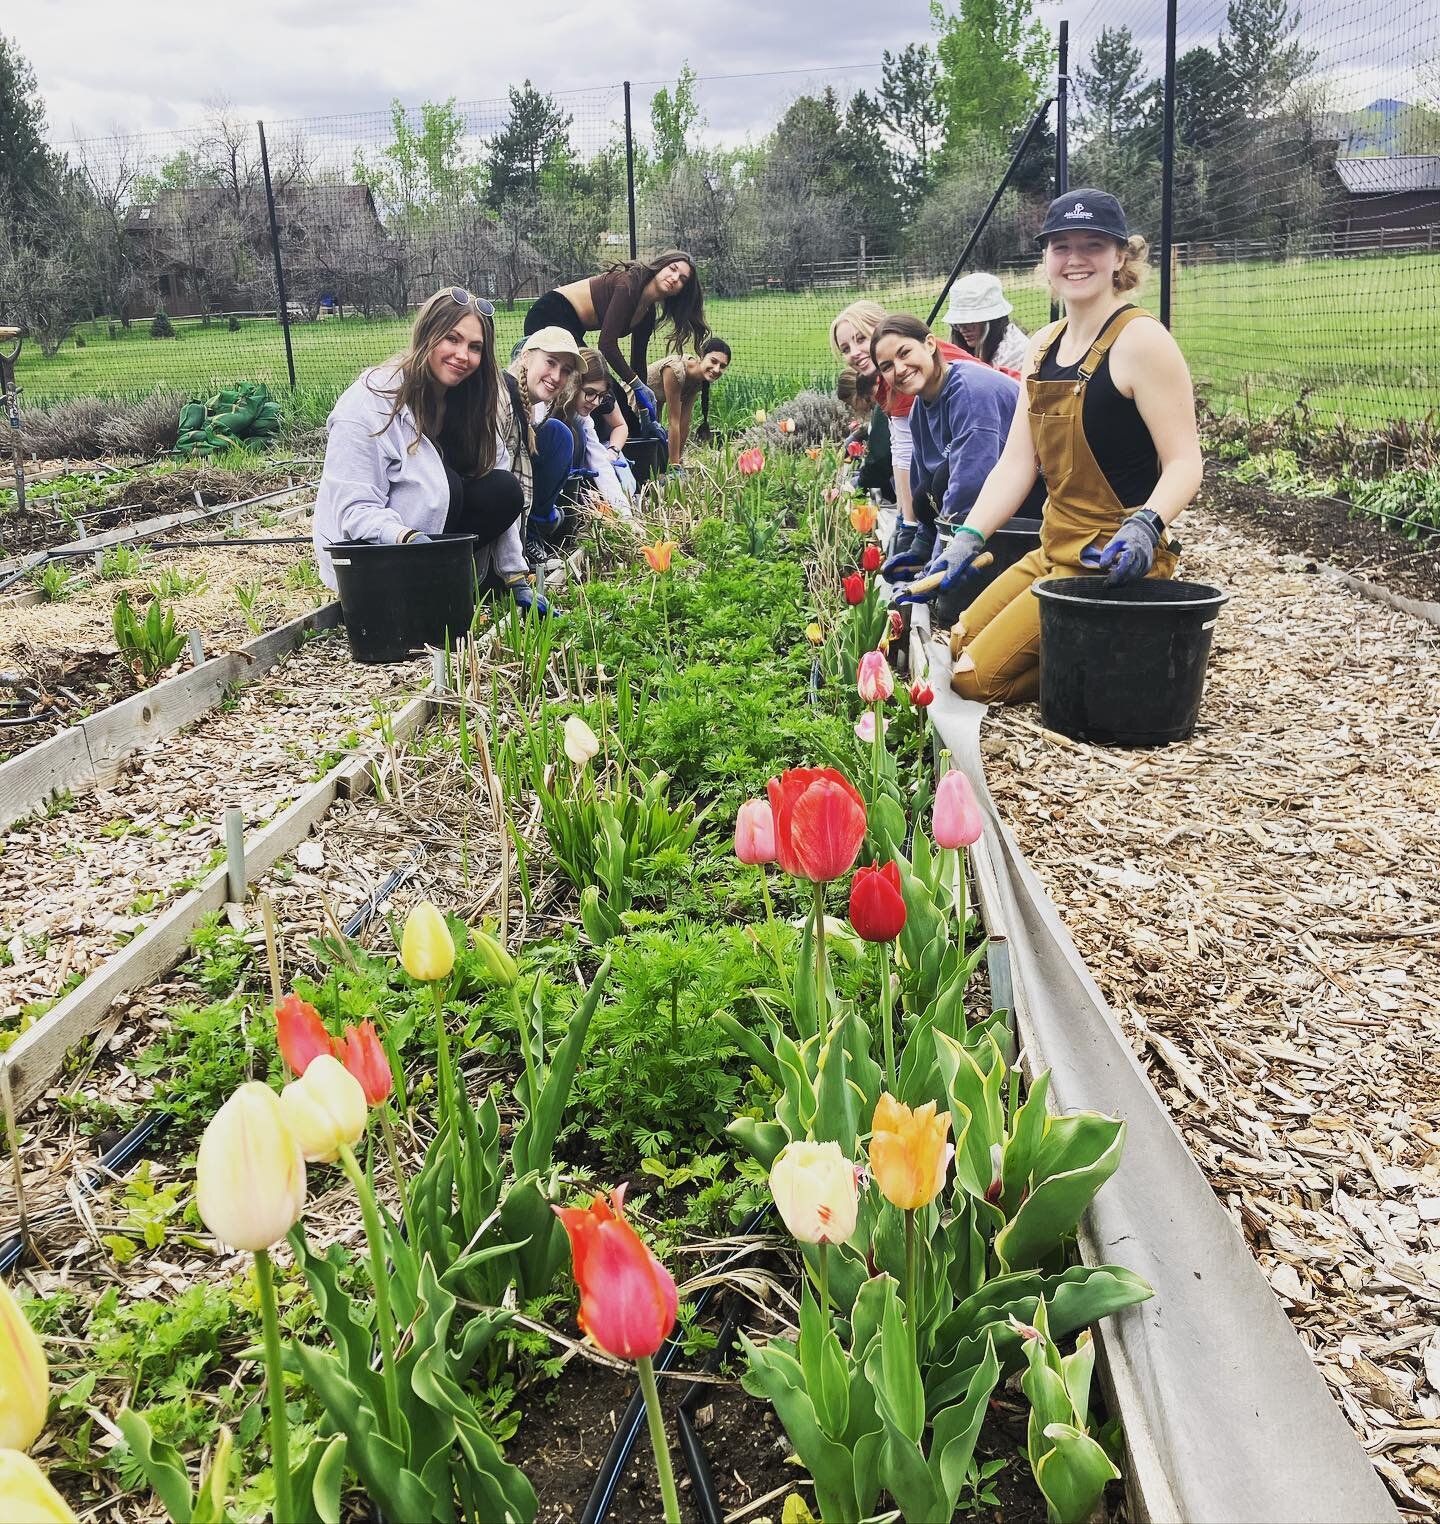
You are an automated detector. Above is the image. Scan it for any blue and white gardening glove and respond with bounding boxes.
[880,522,935,583]
[631,381,659,422]
[895,525,987,605]
[1080,509,1163,586]
[511,581,552,617]
[528,503,564,540]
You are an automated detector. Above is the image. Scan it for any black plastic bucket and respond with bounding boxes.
[329,535,478,663]
[623,436,668,489]
[932,516,1043,627]
[1033,575,1228,746]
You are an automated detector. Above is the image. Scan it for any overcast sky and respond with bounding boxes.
[8,0,1430,154]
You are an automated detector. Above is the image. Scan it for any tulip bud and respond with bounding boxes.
[400,901,455,983]
[909,679,934,707]
[862,544,882,573]
[868,1093,954,1210]
[769,1141,858,1245]
[842,573,865,606]
[554,1188,678,1360]
[279,1055,368,1164]
[340,1020,393,1106]
[563,714,601,767]
[0,1451,76,1522]
[733,799,777,866]
[196,1083,307,1253]
[804,622,824,645]
[472,928,519,987]
[848,860,907,943]
[0,1280,48,1453]
[275,994,338,1076]
[854,711,890,743]
[933,769,984,849]
[856,649,894,703]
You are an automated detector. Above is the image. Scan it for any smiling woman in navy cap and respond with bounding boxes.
[900,188,1204,707]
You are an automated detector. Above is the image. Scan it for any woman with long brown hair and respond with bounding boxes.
[313,286,527,599]
[524,250,708,427]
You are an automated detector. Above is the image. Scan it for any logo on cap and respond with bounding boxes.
[1063,201,1093,220]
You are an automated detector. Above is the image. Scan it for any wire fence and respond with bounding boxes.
[4,1,1437,438]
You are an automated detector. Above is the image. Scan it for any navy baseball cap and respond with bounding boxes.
[1035,189,1129,246]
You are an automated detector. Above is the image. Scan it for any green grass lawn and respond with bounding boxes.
[15,250,1438,433]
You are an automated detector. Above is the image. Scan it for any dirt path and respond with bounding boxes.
[974,503,1440,1514]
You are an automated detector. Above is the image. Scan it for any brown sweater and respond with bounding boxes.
[589,266,658,386]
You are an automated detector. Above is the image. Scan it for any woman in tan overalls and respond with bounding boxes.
[900,189,1203,705]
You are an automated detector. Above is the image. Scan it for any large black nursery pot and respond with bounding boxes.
[330,534,478,663]
[932,515,1043,627]
[1032,574,1229,746]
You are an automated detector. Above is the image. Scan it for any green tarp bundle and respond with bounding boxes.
[174,382,282,458]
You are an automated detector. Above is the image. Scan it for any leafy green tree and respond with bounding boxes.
[1217,0,1317,120]
[487,81,574,208]
[932,0,1052,156]
[649,65,702,176]
[877,43,944,209]
[355,98,485,222]
[0,33,64,221]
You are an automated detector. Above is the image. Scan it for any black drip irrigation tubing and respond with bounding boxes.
[0,847,416,1277]
[580,1204,772,1524]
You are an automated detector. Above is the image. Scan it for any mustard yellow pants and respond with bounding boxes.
[951,547,1176,705]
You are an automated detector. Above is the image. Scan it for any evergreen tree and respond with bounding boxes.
[487,82,574,208]
[0,32,64,221]
[877,43,945,209]
[649,65,702,177]
[1218,0,1317,120]
[838,91,902,251]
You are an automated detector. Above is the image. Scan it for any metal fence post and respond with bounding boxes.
[1053,20,1069,322]
[623,82,638,260]
[1159,0,1178,329]
[257,120,298,390]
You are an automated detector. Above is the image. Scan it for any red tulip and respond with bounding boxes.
[934,768,984,849]
[553,1187,678,1360]
[767,767,867,883]
[734,799,777,866]
[846,440,864,459]
[889,609,904,638]
[842,573,865,606]
[909,679,934,707]
[341,1020,394,1105]
[849,860,907,942]
[862,544,882,573]
[275,994,339,1076]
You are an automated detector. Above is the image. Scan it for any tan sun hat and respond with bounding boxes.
[943,273,1013,326]
[520,325,583,359]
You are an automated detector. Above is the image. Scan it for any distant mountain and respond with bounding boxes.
[1342,98,1412,155]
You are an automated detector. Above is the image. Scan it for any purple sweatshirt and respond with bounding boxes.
[908,360,1021,520]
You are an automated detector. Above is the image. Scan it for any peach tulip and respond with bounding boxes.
[849,503,878,534]
[868,1094,954,1210]
[769,1141,858,1245]
[196,1083,307,1253]
[641,540,677,573]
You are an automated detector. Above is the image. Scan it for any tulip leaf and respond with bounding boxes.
[1063,1329,1097,1428]
[931,1333,1001,1515]
[1035,1423,1122,1524]
[116,1407,196,1523]
[798,1283,852,1441]
[995,1116,1127,1273]
[869,1280,924,1445]
[512,954,613,1176]
[715,1010,783,1085]
[934,1029,1006,1203]
[288,1433,346,1524]
[1000,1068,1052,1216]
[726,1115,790,1172]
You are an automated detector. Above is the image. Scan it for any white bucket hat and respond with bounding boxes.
[943,273,1012,326]
[520,325,582,359]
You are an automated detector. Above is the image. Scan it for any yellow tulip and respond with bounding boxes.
[0,1451,76,1522]
[804,622,824,645]
[0,1281,47,1452]
[868,1094,953,1210]
[196,1083,307,1253]
[769,1141,858,1245]
[400,900,455,983]
[754,408,767,423]
[279,1055,368,1164]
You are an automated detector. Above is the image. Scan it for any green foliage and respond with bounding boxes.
[151,309,176,339]
[148,566,209,599]
[284,558,323,591]
[101,543,145,579]
[932,0,1052,155]
[235,576,266,634]
[35,561,78,601]
[188,912,256,996]
[112,590,185,679]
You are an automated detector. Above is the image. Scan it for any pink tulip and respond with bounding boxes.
[854,712,889,743]
[734,799,777,866]
[934,768,983,848]
[856,650,894,703]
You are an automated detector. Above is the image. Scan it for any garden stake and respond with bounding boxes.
[258,894,284,1005]
[878,941,897,1092]
[637,1354,682,1524]
[252,1247,294,1524]
[337,1142,403,1439]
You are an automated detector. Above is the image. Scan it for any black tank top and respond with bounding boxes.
[1036,306,1159,507]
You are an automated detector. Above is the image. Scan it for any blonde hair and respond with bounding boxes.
[829,299,888,358]
[1037,234,1151,296]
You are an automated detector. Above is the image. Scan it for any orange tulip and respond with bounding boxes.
[849,503,878,534]
[341,1021,393,1105]
[778,418,796,435]
[275,994,339,1076]
[805,447,823,461]
[641,540,677,574]
[554,1187,678,1360]
[868,1094,954,1210]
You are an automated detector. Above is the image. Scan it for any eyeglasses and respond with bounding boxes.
[449,286,495,318]
[579,385,609,402]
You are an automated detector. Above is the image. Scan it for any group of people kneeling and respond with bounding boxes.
[314,250,730,618]
[831,188,1203,705]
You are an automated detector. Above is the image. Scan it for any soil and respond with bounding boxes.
[0,647,134,743]
[1200,462,1440,605]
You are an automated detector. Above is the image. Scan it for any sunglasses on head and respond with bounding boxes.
[448,286,495,318]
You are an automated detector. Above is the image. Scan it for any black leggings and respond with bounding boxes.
[442,464,524,543]
[523,290,587,344]
[912,461,1046,526]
